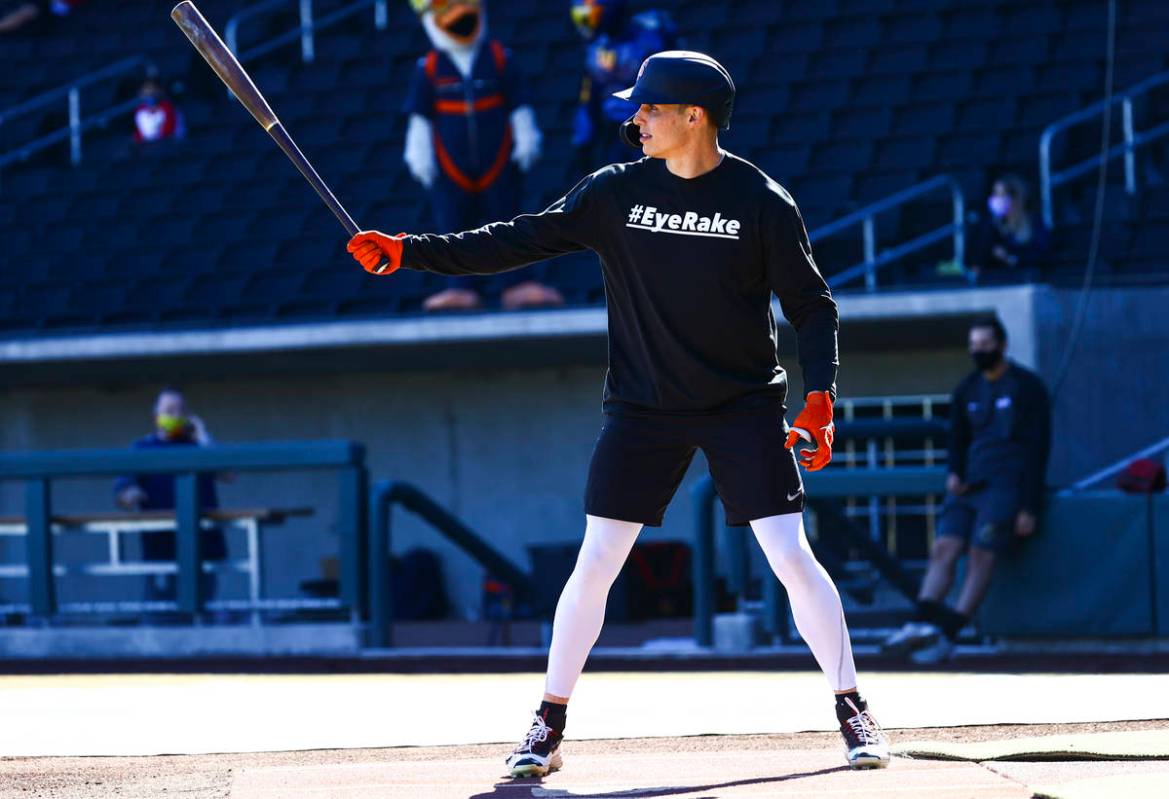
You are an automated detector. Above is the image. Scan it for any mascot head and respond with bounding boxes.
[571,0,626,41]
[411,0,485,52]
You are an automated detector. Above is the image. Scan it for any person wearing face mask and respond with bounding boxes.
[882,317,1050,664]
[132,78,185,144]
[969,174,1050,284]
[113,387,228,613]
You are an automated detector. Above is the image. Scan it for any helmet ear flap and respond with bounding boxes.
[619,116,642,148]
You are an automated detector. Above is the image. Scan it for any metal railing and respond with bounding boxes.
[367,480,544,648]
[1040,70,1169,229]
[1062,432,1169,493]
[0,55,151,177]
[810,175,966,292]
[225,0,388,64]
[0,441,367,621]
[691,464,946,647]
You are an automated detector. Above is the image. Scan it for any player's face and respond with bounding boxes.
[632,103,697,157]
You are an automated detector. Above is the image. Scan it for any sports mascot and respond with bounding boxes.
[404,0,563,310]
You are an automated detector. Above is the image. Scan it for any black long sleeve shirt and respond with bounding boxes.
[947,362,1052,512]
[401,153,839,414]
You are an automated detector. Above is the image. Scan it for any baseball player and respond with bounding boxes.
[347,51,890,777]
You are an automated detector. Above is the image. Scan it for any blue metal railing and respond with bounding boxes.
[809,175,966,292]
[225,0,388,64]
[690,460,946,648]
[367,480,543,648]
[0,441,367,621]
[1040,70,1169,229]
[1063,432,1169,493]
[0,55,151,176]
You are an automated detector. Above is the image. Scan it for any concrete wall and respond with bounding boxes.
[2,284,1166,617]
[1032,286,1169,485]
[0,350,971,618]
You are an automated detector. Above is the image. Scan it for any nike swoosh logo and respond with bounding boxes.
[787,491,802,501]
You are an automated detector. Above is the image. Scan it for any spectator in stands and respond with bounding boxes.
[132,79,185,145]
[403,0,563,312]
[969,175,1050,283]
[882,317,1050,663]
[571,0,677,171]
[114,387,228,613]
[0,0,83,34]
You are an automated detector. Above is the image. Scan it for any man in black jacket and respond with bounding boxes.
[348,50,889,775]
[883,316,1051,664]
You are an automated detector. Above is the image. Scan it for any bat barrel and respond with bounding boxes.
[171,1,279,130]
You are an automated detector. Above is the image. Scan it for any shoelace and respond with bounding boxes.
[517,714,552,753]
[845,710,884,747]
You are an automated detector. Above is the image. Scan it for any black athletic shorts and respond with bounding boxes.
[937,481,1024,553]
[584,404,805,527]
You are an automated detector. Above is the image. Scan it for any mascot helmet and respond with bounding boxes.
[410,0,482,45]
[571,0,626,40]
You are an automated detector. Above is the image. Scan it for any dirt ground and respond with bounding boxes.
[2,719,1166,799]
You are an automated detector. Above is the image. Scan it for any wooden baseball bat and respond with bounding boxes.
[170,1,392,274]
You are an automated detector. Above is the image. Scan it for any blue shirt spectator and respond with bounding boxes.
[113,388,226,562]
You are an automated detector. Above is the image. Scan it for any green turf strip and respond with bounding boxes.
[895,730,1169,762]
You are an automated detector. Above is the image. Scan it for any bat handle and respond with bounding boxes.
[372,258,392,275]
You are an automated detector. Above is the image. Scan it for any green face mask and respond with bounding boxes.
[156,413,188,438]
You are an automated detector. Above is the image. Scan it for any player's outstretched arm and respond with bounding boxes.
[347,172,602,278]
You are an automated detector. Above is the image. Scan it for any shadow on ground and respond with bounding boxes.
[466,765,847,798]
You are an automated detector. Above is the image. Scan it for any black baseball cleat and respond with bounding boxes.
[839,697,891,769]
[505,712,564,778]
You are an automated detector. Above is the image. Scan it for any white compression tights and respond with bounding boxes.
[750,512,858,691]
[544,515,642,698]
[543,512,858,699]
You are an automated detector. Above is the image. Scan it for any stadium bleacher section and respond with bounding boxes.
[1,0,1167,335]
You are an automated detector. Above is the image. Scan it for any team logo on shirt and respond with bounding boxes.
[626,204,742,240]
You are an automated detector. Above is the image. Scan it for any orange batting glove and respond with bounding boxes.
[784,390,835,471]
[347,230,407,275]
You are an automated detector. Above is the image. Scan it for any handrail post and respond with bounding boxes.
[26,478,55,618]
[175,472,202,618]
[225,16,240,55]
[1123,97,1136,195]
[338,463,367,623]
[374,0,387,30]
[691,478,716,647]
[300,0,315,63]
[951,179,965,268]
[367,482,392,647]
[724,522,748,599]
[67,87,81,166]
[862,215,877,292]
[1039,128,1055,229]
[762,570,790,643]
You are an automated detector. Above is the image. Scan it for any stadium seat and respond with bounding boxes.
[2,0,1168,335]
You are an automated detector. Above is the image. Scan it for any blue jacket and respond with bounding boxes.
[112,432,219,511]
[574,11,678,147]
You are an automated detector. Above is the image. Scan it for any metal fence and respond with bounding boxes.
[0,441,367,623]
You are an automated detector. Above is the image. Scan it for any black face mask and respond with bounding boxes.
[971,348,1004,371]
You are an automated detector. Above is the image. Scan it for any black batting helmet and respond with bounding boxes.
[613,50,735,146]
